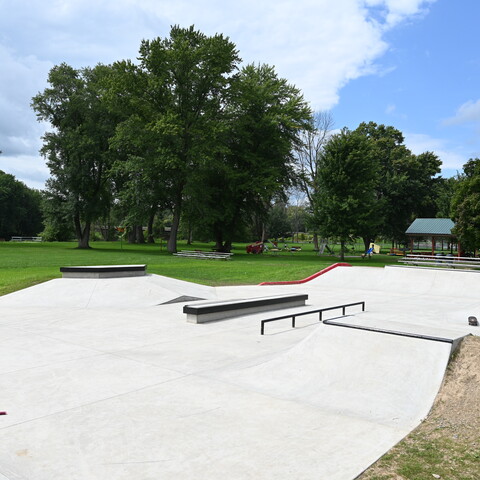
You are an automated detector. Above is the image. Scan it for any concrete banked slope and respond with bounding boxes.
[0,266,478,480]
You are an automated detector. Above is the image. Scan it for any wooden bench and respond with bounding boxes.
[183,293,308,323]
[60,265,147,278]
[173,250,233,260]
[11,236,42,242]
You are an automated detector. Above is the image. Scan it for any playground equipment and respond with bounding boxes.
[246,240,283,254]
[246,241,264,254]
[363,242,381,258]
[318,239,334,255]
[283,242,302,252]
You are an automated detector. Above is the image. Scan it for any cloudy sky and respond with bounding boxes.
[1,0,479,189]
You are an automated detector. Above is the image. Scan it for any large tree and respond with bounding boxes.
[132,25,241,252]
[188,63,312,251]
[32,63,115,248]
[451,158,480,253]
[314,128,380,261]
[354,122,441,248]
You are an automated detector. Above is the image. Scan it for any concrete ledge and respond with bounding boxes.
[184,293,308,323]
[60,265,147,278]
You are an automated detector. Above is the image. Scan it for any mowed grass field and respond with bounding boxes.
[0,240,401,296]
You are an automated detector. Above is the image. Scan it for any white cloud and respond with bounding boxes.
[443,99,480,126]
[0,0,436,188]
[0,154,49,190]
[364,0,436,27]
[386,104,396,114]
[404,132,467,172]
[0,45,52,159]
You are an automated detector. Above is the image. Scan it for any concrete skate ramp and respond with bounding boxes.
[208,324,452,430]
[0,267,475,480]
[308,264,480,298]
[0,274,217,308]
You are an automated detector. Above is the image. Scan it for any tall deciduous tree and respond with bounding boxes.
[189,63,312,251]
[32,63,115,248]
[435,176,458,218]
[451,158,480,253]
[315,128,379,261]
[135,26,241,253]
[296,111,334,249]
[103,59,170,244]
[354,122,441,248]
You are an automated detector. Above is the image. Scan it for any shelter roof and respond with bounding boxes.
[405,218,455,236]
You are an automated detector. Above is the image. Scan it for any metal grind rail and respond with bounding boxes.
[260,301,365,335]
[322,320,454,344]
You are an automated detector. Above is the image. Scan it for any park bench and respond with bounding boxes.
[173,250,233,260]
[183,293,308,323]
[399,254,480,271]
[11,236,42,242]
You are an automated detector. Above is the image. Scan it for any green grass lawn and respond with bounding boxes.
[0,240,401,296]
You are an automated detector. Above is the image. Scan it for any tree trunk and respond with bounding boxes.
[136,225,145,244]
[167,205,181,253]
[313,232,319,251]
[147,212,155,244]
[223,240,232,253]
[339,238,345,261]
[74,215,91,249]
[362,236,371,252]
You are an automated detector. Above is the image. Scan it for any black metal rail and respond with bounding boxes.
[322,320,453,344]
[260,301,365,335]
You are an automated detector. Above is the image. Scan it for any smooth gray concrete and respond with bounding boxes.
[0,266,478,480]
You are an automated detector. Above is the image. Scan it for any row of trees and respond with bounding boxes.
[297,119,445,259]
[0,169,43,239]
[451,158,480,252]
[29,25,480,254]
[32,26,311,251]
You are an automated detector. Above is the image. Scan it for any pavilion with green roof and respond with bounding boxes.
[405,218,458,255]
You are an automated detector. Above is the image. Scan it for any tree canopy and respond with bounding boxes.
[451,158,480,253]
[314,128,380,260]
[0,170,43,239]
[353,122,441,248]
[32,63,116,248]
[31,27,458,253]
[32,25,312,251]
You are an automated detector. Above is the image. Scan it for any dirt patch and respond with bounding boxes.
[358,335,480,480]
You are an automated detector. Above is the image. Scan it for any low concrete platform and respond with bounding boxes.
[0,266,478,480]
[60,264,147,278]
[183,293,308,323]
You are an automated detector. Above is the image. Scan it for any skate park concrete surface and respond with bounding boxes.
[0,265,478,480]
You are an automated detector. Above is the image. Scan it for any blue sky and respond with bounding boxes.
[0,0,479,189]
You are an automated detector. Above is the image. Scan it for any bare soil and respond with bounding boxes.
[358,335,480,480]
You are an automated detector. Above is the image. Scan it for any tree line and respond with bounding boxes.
[31,25,311,252]
[15,25,478,254]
